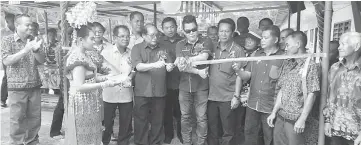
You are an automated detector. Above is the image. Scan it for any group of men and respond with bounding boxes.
[1,10,361,145]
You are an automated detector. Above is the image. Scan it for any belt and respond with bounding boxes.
[277,114,296,124]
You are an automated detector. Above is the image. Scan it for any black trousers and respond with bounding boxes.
[50,92,64,137]
[1,69,8,103]
[164,89,181,140]
[234,105,246,145]
[207,100,237,145]
[329,136,354,145]
[102,101,133,145]
[134,96,165,145]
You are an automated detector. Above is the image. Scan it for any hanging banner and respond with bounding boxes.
[185,1,189,13]
[190,1,193,13]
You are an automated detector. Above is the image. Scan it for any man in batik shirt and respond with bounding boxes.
[323,32,361,145]
[1,14,46,145]
[267,31,320,145]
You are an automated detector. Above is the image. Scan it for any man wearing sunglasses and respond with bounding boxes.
[175,15,214,145]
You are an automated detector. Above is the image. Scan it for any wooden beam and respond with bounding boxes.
[153,2,157,26]
[297,2,301,31]
[160,5,288,16]
[129,5,163,14]
[97,10,127,16]
[98,1,160,9]
[203,1,223,11]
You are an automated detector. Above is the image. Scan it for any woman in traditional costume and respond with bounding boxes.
[63,23,121,145]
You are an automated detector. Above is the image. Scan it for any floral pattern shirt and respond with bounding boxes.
[323,58,361,140]
[1,33,45,90]
[277,58,320,121]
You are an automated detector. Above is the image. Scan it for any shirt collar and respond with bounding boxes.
[259,47,283,55]
[13,32,33,42]
[162,34,183,43]
[216,41,235,52]
[112,45,130,54]
[139,41,159,50]
[338,57,361,70]
[186,37,199,45]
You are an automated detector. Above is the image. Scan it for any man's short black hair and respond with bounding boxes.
[182,15,197,30]
[218,18,236,32]
[130,11,144,21]
[92,22,106,32]
[113,25,130,36]
[32,22,39,30]
[259,18,274,26]
[162,17,177,28]
[264,25,281,43]
[288,31,308,47]
[5,12,15,21]
[47,28,57,34]
[237,17,249,28]
[207,26,218,32]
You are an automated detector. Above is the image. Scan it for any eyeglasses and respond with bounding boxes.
[184,28,197,34]
[147,33,159,39]
[114,35,130,39]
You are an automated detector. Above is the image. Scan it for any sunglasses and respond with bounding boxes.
[184,28,197,34]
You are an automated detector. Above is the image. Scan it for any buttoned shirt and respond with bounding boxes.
[159,34,184,90]
[1,33,44,90]
[245,48,284,113]
[209,41,246,102]
[128,33,144,50]
[101,45,133,103]
[277,58,320,121]
[176,37,213,92]
[1,27,14,70]
[131,41,171,97]
[323,58,361,140]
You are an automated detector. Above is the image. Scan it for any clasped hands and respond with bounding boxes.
[25,37,43,53]
[152,60,175,72]
[100,74,132,88]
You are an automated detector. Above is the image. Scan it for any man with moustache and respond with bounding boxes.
[101,25,135,145]
[159,17,184,144]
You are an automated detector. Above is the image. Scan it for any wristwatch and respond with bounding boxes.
[233,94,241,101]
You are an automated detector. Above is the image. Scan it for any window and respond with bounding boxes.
[333,20,351,41]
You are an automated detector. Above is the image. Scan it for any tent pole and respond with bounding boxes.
[296,2,301,31]
[154,2,157,26]
[318,2,332,145]
[351,1,361,32]
[59,1,69,119]
[44,10,49,44]
[109,18,112,44]
[288,8,291,28]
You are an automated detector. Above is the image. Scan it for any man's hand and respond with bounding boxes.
[153,61,166,69]
[354,133,361,145]
[31,37,43,52]
[267,113,276,127]
[232,62,240,71]
[240,96,248,107]
[197,67,208,79]
[324,123,332,137]
[294,118,306,133]
[230,97,240,109]
[166,63,175,72]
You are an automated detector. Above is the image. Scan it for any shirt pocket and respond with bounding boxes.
[219,62,235,77]
[181,49,191,56]
[269,65,281,80]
